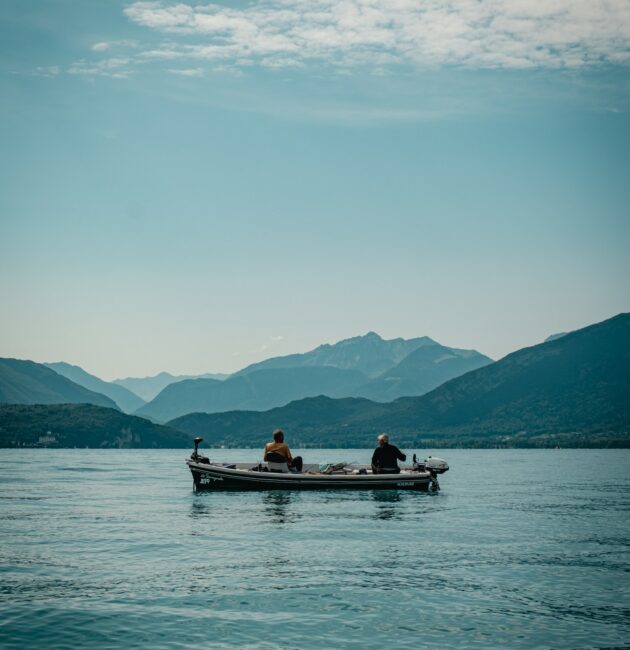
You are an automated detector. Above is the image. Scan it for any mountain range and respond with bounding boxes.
[1,315,628,449]
[234,332,439,377]
[112,371,229,402]
[44,362,145,413]
[134,334,492,422]
[169,313,630,448]
[0,332,489,419]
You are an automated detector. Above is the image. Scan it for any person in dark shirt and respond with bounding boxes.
[371,433,406,474]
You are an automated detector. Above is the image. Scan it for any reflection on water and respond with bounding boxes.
[372,490,402,520]
[372,491,401,504]
[262,491,300,525]
[189,496,214,520]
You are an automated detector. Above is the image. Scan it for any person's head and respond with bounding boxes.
[377,433,389,446]
[273,429,284,443]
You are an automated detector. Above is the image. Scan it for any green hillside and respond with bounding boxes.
[0,404,190,448]
[0,359,118,410]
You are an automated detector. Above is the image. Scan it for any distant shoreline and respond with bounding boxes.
[3,440,629,450]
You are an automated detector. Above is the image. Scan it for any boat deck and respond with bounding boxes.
[187,459,439,491]
[213,462,416,475]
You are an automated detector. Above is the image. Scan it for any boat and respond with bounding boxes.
[186,437,449,492]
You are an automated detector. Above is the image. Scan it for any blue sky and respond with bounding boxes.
[1,0,629,380]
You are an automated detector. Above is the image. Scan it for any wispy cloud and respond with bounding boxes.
[260,335,285,352]
[168,67,204,76]
[67,57,132,78]
[34,66,60,77]
[123,0,630,70]
[91,40,139,53]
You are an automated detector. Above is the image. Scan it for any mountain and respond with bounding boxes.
[44,362,145,413]
[357,342,492,401]
[234,331,439,378]
[168,395,382,449]
[137,332,491,422]
[0,359,118,410]
[113,371,229,402]
[169,313,630,448]
[135,366,369,422]
[0,404,189,448]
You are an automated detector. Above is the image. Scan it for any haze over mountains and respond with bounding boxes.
[171,313,630,448]
[134,366,368,423]
[1,315,628,448]
[0,331,490,419]
[134,333,492,422]
[45,362,145,413]
[113,372,229,402]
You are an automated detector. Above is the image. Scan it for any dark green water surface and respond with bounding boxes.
[1,449,629,649]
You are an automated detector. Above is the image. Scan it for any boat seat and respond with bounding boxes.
[267,462,289,473]
[265,451,290,473]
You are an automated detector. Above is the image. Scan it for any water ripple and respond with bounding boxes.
[1,448,629,650]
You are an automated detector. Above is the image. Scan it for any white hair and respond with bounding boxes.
[377,433,389,443]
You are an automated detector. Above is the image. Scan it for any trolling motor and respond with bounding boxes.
[191,437,210,464]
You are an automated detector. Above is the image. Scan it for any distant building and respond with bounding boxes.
[38,432,57,446]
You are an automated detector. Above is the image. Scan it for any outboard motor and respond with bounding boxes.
[412,454,449,473]
[413,454,448,492]
[424,456,449,474]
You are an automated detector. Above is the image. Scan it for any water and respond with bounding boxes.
[1,449,629,650]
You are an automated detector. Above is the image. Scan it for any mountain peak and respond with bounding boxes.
[233,330,468,383]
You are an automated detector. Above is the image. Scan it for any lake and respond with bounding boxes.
[1,448,629,649]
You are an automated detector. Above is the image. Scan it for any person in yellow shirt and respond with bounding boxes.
[264,429,302,472]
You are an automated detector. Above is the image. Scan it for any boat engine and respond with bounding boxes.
[425,456,449,474]
[412,454,449,474]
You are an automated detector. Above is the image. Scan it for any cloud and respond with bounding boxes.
[34,66,60,77]
[260,335,285,351]
[91,40,140,53]
[168,67,204,76]
[123,0,630,70]
[67,57,132,78]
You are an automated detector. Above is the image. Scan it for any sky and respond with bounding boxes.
[1,0,629,381]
